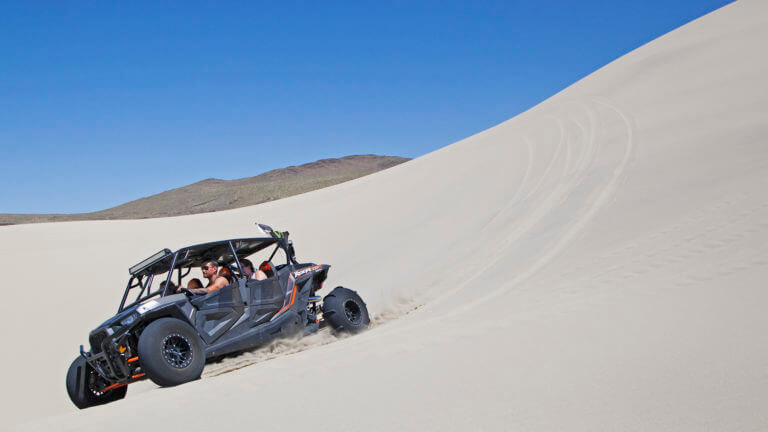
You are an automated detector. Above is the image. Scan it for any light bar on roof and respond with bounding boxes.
[129,248,172,276]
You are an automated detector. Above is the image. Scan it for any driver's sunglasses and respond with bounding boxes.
[201,265,210,271]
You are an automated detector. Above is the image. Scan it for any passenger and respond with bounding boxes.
[188,260,230,295]
[241,258,267,281]
[160,280,177,293]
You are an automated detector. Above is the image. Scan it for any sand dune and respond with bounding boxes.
[4,0,768,430]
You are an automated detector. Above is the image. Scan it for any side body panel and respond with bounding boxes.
[202,263,327,358]
[191,281,245,345]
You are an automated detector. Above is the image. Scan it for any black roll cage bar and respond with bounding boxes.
[118,234,298,313]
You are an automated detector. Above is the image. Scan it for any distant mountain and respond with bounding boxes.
[0,155,409,225]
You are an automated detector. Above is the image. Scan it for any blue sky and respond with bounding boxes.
[0,1,732,213]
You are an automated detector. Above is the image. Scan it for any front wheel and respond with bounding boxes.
[322,287,370,333]
[137,318,205,387]
[66,356,127,409]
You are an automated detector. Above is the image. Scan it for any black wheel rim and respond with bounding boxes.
[162,333,193,368]
[343,299,362,325]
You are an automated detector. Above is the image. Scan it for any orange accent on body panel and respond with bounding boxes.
[290,265,323,279]
[132,373,146,379]
[288,284,297,305]
[272,284,298,320]
[127,356,139,363]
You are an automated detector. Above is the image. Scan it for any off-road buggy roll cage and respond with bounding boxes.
[67,223,370,410]
[118,225,297,313]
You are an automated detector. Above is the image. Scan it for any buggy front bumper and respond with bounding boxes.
[80,343,136,384]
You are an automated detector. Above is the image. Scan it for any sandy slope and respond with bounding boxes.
[3,0,768,430]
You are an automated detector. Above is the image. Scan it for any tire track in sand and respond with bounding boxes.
[453,97,636,312]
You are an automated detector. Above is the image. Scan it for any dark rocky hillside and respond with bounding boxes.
[0,155,409,225]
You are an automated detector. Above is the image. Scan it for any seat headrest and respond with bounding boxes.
[259,261,275,278]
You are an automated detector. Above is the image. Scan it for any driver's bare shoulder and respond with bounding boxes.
[211,276,229,290]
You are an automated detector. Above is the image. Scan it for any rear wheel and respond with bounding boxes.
[137,318,205,387]
[322,287,370,333]
[66,356,127,409]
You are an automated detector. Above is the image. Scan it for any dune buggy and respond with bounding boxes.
[66,224,369,409]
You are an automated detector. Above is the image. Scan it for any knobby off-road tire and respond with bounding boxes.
[66,356,127,409]
[323,287,370,333]
[137,318,205,387]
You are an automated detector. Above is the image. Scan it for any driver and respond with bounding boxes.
[188,260,230,295]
